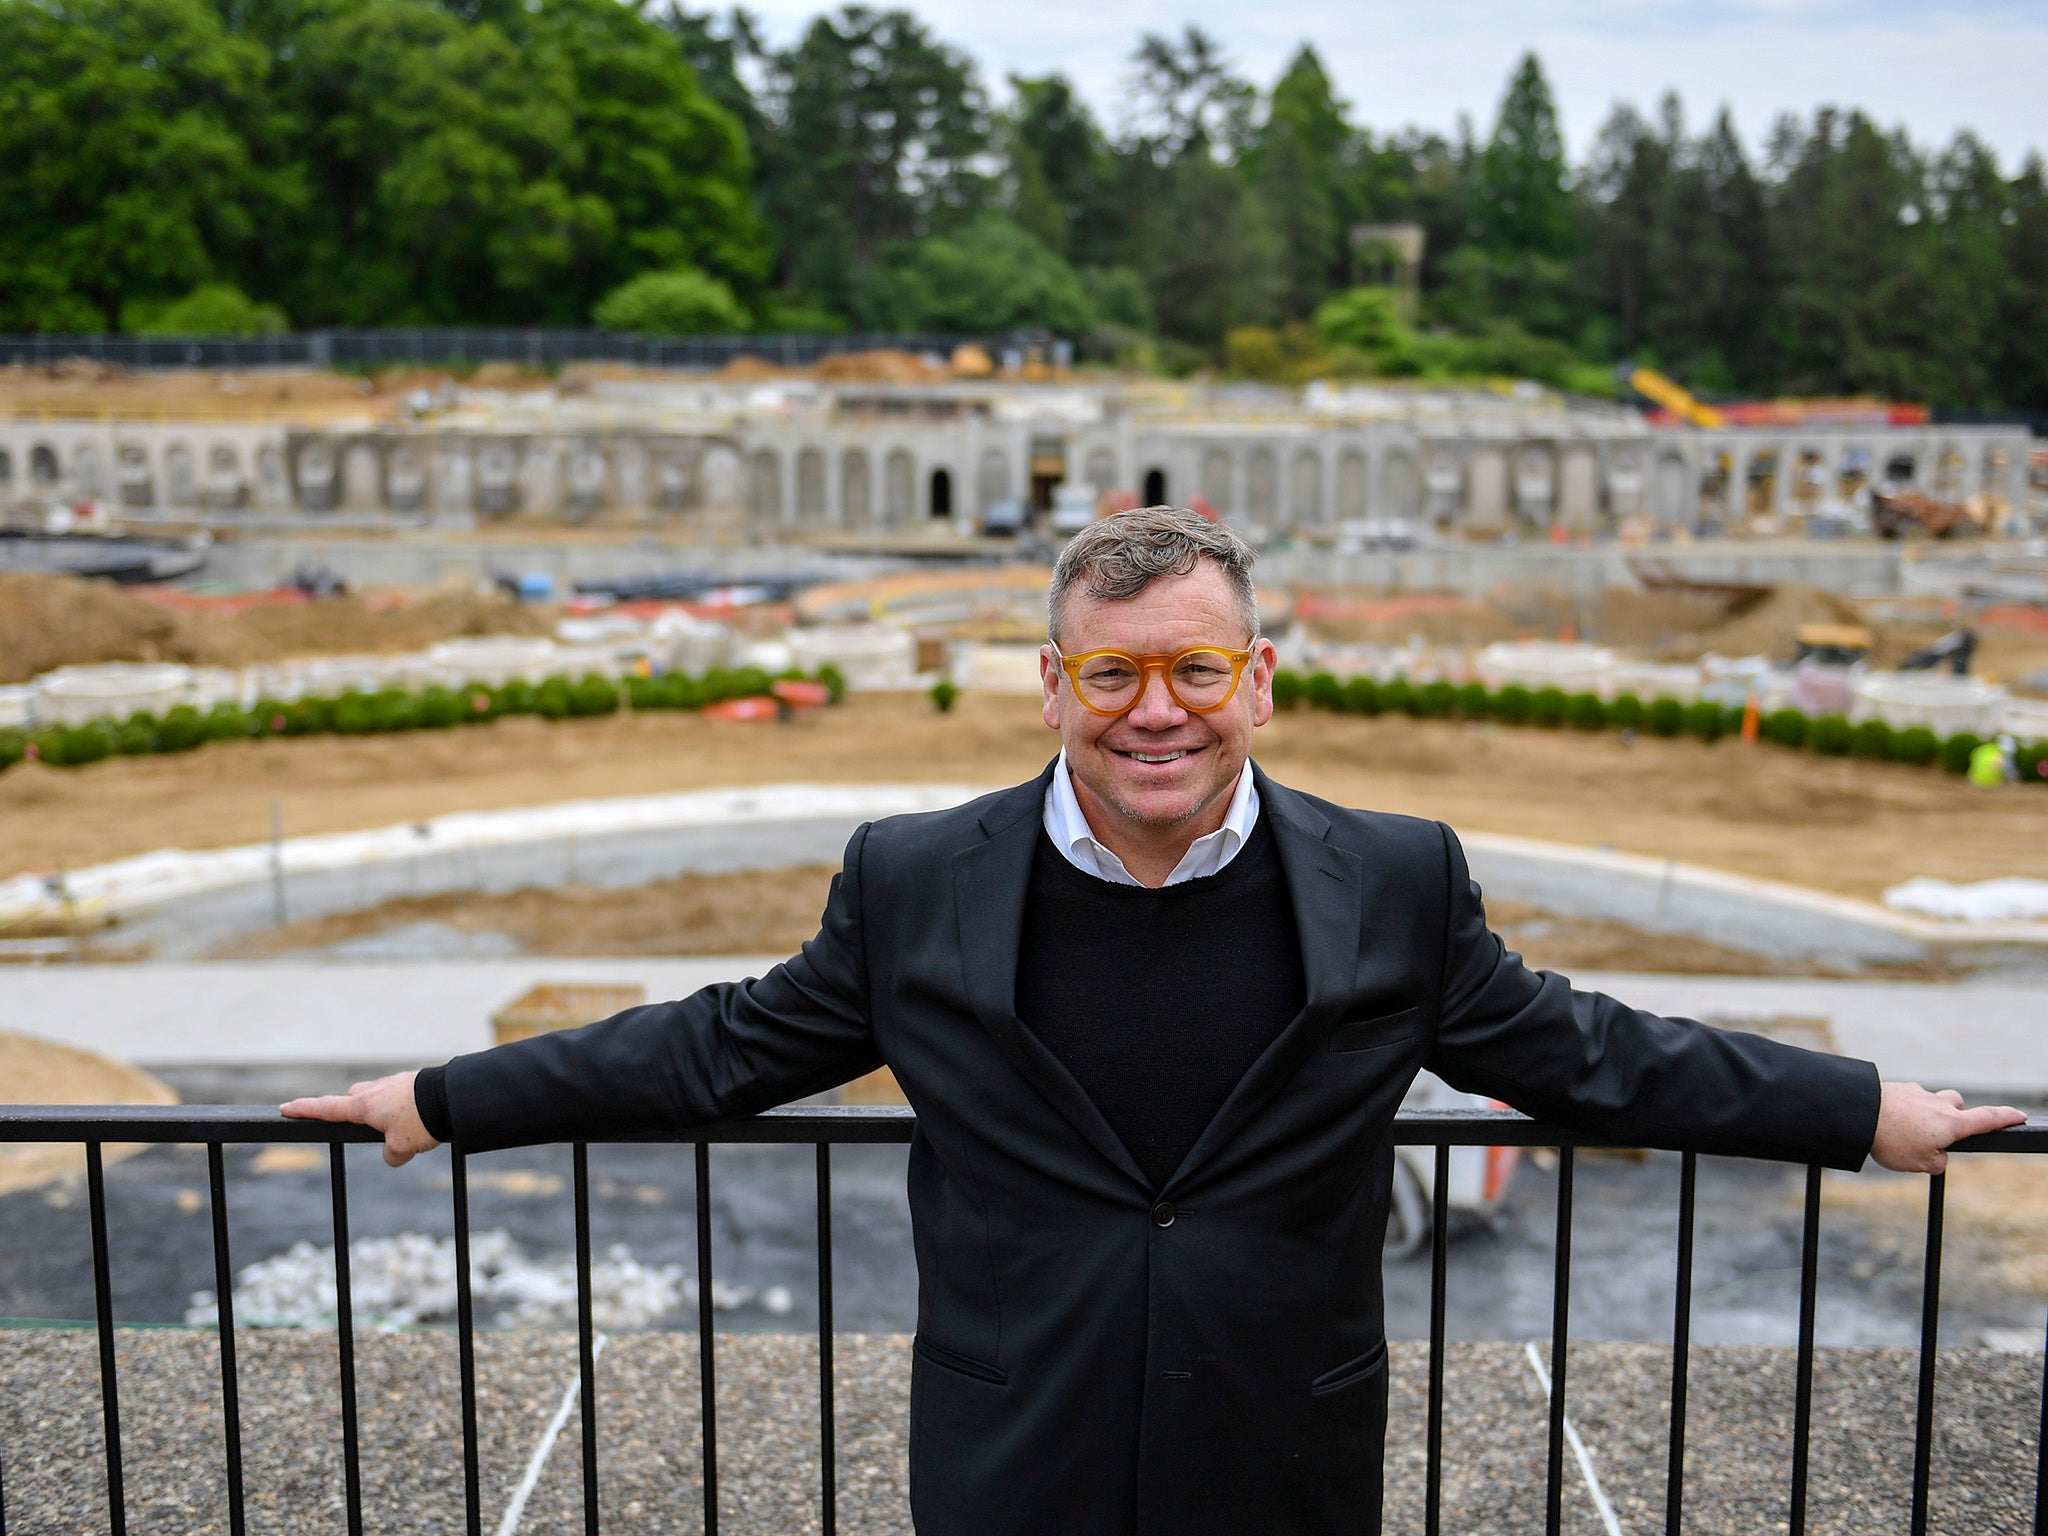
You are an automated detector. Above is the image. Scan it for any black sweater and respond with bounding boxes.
[1015,812,1306,1191]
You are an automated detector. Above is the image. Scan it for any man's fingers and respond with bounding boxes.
[280,1094,370,1123]
[1950,1104,2028,1143]
[383,1144,414,1169]
[1937,1089,1965,1109]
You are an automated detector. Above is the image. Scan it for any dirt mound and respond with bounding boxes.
[0,573,554,683]
[813,349,946,384]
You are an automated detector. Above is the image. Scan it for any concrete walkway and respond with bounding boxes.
[3,959,2044,1096]
[1,1331,2039,1536]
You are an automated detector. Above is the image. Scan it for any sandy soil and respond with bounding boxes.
[0,694,2041,902]
[0,573,555,684]
[0,1031,178,1194]
[200,872,1943,980]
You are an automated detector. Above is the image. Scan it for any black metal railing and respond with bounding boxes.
[1,1104,2043,1536]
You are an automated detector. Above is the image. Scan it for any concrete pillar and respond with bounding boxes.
[1466,447,1509,531]
[1558,446,1599,531]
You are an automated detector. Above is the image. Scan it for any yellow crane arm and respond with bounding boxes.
[1627,367,1726,429]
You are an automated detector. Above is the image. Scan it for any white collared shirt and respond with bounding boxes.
[1043,750,1262,887]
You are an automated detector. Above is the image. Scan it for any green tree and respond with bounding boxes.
[760,8,989,317]
[1143,155,1283,346]
[0,0,287,331]
[1006,75,1124,267]
[592,267,748,332]
[860,215,1095,334]
[1997,156,2048,415]
[1473,53,1574,257]
[1247,48,1349,319]
[123,282,289,334]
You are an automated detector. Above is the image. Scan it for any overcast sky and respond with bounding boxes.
[739,0,2046,171]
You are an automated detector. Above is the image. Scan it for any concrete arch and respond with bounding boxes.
[430,447,470,515]
[1651,452,1690,526]
[388,444,428,513]
[1512,443,1557,526]
[1933,441,1966,497]
[1142,467,1167,505]
[1605,446,1645,519]
[699,446,739,510]
[930,467,953,518]
[749,449,781,518]
[1200,447,1232,512]
[1379,449,1423,521]
[1557,446,1599,531]
[1423,449,1461,525]
[796,447,827,522]
[611,442,649,510]
[1246,447,1277,521]
[1336,448,1367,521]
[476,442,519,517]
[0,447,12,495]
[201,443,241,509]
[884,449,915,527]
[842,448,872,528]
[565,443,607,521]
[1290,450,1323,527]
[519,443,561,516]
[164,442,198,506]
[976,447,1010,514]
[29,443,60,488]
[294,440,338,511]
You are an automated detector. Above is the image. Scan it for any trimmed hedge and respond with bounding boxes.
[1262,665,2043,788]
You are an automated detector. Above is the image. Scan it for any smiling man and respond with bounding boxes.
[287,505,2018,1535]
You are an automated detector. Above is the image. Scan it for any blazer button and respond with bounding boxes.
[1151,1201,1177,1228]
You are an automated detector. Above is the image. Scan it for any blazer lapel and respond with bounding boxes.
[954,762,1152,1191]
[1163,770,1366,1191]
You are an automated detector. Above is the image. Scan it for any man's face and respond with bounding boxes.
[1040,560,1275,840]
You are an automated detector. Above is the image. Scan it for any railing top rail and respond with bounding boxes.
[4,1103,2046,1153]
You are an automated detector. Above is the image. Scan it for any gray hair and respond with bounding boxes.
[1047,506,1259,644]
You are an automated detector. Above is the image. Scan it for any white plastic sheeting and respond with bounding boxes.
[0,782,988,925]
[1883,878,2048,923]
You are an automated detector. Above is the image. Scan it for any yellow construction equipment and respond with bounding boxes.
[1624,367,1727,429]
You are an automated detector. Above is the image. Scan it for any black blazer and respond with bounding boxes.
[439,762,1880,1536]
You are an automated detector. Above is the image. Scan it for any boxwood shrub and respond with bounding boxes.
[1306,672,1343,710]
[1809,714,1853,756]
[1378,677,1415,716]
[118,718,158,755]
[1270,669,1305,709]
[1891,726,1940,766]
[626,675,665,710]
[1605,692,1644,731]
[2017,741,2047,784]
[28,726,69,765]
[1849,719,1895,761]
[1342,676,1382,715]
[155,705,204,751]
[64,721,120,765]
[1416,680,1457,718]
[571,674,620,717]
[1644,698,1685,737]
[534,676,574,720]
[492,679,538,716]
[817,664,847,704]
[416,686,465,729]
[285,698,331,735]
[250,698,292,735]
[1760,708,1809,749]
[1939,732,1983,775]
[0,728,24,769]
[370,689,418,732]
[1454,682,1491,718]
[1492,684,1532,725]
[329,691,376,735]
[203,703,257,742]
[1529,687,1567,727]
[1564,692,1605,731]
[1682,701,1726,742]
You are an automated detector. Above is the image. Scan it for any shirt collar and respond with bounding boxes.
[1044,750,1261,888]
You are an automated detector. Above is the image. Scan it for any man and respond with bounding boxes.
[287,506,2019,1535]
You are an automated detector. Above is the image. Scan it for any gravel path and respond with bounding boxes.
[4,1332,2041,1534]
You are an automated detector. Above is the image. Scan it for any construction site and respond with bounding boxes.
[2,357,2046,1534]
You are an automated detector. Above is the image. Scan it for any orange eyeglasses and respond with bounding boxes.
[1051,642,1257,717]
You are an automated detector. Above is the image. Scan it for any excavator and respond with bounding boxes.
[1617,366,1726,429]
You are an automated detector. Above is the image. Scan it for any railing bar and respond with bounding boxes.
[329,1145,363,1536]
[207,1145,247,1536]
[695,1143,720,1536]
[1789,1163,1822,1536]
[573,1144,599,1536]
[817,1143,837,1536]
[1665,1151,1697,1536]
[1545,1146,1574,1536]
[1425,1143,1450,1536]
[86,1142,126,1536]
[453,1150,482,1536]
[2035,1294,2048,1535]
[1910,1173,1946,1536]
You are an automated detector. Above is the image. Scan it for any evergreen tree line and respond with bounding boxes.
[3,0,2044,411]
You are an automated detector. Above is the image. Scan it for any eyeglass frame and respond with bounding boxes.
[1048,640,1261,717]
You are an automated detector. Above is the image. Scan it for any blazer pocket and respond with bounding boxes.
[1310,1339,1388,1398]
[1329,1006,1419,1054]
[915,1334,1010,1386]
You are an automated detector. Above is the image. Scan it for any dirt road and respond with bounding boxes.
[1,693,2040,900]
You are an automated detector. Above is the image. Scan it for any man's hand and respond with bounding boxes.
[1872,1081,2026,1173]
[281,1070,439,1168]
